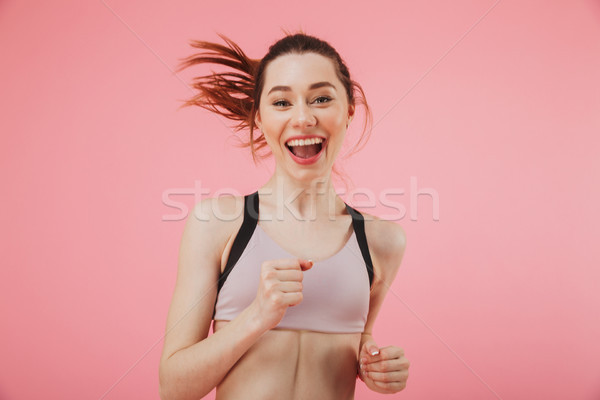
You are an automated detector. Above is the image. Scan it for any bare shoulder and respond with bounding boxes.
[172,194,245,289]
[186,194,245,259]
[361,211,407,282]
[190,194,244,228]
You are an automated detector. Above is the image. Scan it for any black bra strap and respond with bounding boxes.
[217,191,259,293]
[345,203,375,287]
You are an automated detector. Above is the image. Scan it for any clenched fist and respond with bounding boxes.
[250,258,313,330]
[358,336,410,394]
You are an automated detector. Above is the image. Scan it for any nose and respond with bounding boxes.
[291,102,316,129]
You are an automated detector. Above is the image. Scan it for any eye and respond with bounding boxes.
[273,99,290,107]
[313,96,332,104]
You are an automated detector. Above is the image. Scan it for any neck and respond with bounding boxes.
[259,169,344,223]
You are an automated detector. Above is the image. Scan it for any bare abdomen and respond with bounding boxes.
[213,321,361,400]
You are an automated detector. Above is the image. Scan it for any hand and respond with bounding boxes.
[358,337,410,394]
[250,258,313,330]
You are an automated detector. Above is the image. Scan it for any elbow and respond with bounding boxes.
[159,360,177,400]
[158,386,168,400]
[159,382,210,400]
[159,376,182,400]
[159,362,211,400]
[159,387,178,400]
[158,367,170,400]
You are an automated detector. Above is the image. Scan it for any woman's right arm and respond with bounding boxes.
[158,196,267,400]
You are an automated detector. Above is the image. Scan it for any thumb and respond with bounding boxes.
[361,338,380,357]
[299,259,314,271]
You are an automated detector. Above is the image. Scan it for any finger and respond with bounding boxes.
[265,258,312,271]
[277,281,303,293]
[379,345,404,359]
[358,366,368,382]
[360,338,380,359]
[360,338,378,355]
[284,291,304,306]
[275,269,304,282]
[265,258,303,270]
[372,378,407,393]
[365,369,408,384]
[359,350,372,367]
[299,259,314,271]
[365,358,408,374]
[365,346,404,364]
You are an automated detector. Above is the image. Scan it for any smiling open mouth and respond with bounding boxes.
[285,138,325,159]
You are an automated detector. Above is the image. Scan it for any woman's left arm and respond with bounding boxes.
[357,217,410,394]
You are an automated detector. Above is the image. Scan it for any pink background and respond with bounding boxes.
[1,0,599,399]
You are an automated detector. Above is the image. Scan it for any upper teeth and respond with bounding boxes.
[286,137,324,147]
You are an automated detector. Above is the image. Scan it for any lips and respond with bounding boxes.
[284,138,327,165]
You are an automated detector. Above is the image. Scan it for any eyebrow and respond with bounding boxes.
[267,81,337,95]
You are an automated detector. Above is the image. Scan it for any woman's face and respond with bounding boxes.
[256,52,354,182]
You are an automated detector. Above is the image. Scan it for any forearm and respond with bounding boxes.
[159,304,267,400]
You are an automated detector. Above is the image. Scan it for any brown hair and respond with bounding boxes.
[175,31,373,186]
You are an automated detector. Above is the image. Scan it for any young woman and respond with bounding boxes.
[159,32,410,400]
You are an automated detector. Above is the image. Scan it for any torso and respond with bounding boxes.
[210,193,383,400]
[213,321,361,400]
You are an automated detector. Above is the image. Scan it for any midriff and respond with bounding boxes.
[213,320,361,400]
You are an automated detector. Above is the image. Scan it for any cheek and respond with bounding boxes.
[261,131,280,151]
[319,112,346,130]
[318,105,347,126]
[258,115,284,150]
[260,110,286,131]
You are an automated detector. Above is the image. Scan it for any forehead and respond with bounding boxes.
[262,52,340,91]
